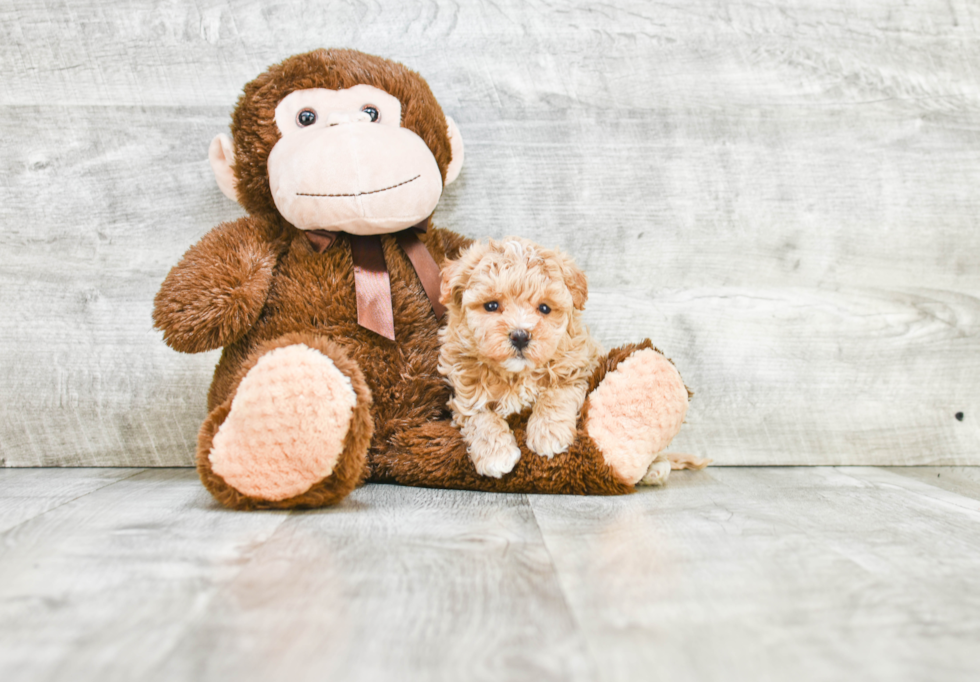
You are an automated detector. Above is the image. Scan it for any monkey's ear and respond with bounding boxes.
[444,116,464,186]
[208,133,239,203]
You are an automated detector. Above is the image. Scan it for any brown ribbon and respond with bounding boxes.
[305,218,445,341]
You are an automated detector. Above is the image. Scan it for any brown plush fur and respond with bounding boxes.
[197,332,374,510]
[370,342,659,496]
[230,49,454,218]
[155,50,686,509]
[152,216,279,354]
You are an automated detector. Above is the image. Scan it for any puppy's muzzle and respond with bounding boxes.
[509,329,530,350]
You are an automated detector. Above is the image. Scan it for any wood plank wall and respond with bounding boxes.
[1,0,978,466]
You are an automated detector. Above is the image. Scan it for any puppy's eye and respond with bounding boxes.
[538,303,551,315]
[484,301,499,312]
[297,109,317,127]
[361,105,380,122]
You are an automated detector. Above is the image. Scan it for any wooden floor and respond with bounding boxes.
[1,467,978,682]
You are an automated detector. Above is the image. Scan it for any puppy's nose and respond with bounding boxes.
[509,329,530,350]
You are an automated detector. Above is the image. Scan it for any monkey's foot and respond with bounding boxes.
[208,344,359,501]
[587,348,689,485]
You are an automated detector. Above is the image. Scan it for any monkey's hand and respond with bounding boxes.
[153,217,278,353]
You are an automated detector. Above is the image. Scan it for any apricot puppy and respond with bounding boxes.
[438,238,603,478]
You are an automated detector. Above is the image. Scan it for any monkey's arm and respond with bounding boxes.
[153,217,279,353]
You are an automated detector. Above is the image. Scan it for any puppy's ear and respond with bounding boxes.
[440,257,465,308]
[560,255,588,311]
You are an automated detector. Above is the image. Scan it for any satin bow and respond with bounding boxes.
[305,218,446,340]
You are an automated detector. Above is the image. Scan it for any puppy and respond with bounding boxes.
[438,238,603,478]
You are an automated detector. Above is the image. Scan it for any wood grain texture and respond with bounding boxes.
[529,466,980,682]
[146,485,593,682]
[591,287,980,465]
[0,469,291,681]
[0,106,234,466]
[0,472,592,682]
[0,468,142,533]
[2,468,979,681]
[888,466,980,501]
[2,0,979,465]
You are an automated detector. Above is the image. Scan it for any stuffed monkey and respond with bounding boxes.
[153,49,695,510]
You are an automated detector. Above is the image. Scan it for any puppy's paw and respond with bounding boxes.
[469,434,522,478]
[526,414,576,458]
[639,458,671,486]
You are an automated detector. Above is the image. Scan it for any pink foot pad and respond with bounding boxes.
[209,344,358,501]
[587,348,689,485]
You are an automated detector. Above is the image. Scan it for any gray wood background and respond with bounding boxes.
[1,0,978,467]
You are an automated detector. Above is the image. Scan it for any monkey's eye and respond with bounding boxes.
[484,301,499,312]
[297,109,317,127]
[538,303,551,315]
[361,105,380,123]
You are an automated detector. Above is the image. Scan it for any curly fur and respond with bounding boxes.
[438,238,602,477]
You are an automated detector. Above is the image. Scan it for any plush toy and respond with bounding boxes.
[153,49,700,510]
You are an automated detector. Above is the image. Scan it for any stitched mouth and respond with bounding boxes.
[296,175,420,198]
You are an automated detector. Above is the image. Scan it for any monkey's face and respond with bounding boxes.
[207,50,465,234]
[267,85,444,235]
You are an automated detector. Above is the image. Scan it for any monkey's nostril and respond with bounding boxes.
[509,329,530,350]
